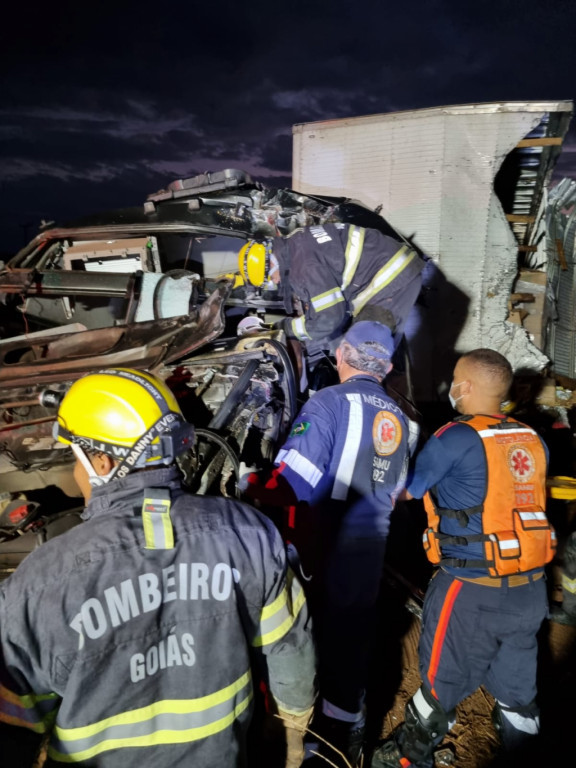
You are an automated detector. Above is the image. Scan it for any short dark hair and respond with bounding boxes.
[460,348,513,397]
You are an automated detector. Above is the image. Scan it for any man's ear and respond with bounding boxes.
[386,361,393,376]
[93,452,115,477]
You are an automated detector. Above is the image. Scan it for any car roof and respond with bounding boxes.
[5,169,403,268]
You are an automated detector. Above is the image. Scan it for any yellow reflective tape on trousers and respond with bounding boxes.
[341,225,365,290]
[252,568,306,648]
[351,245,417,315]
[0,683,59,733]
[47,671,252,763]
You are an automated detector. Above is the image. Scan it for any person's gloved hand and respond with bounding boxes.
[236,462,259,495]
[278,707,314,768]
[237,316,268,337]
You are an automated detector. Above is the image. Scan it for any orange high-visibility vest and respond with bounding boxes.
[423,414,556,577]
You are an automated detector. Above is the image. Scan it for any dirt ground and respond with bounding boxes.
[363,504,576,768]
[376,610,499,768]
[369,605,576,768]
[364,416,576,768]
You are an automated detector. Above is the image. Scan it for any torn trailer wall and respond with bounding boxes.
[293,101,573,401]
[546,177,576,380]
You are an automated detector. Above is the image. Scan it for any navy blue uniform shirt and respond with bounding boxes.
[276,374,410,540]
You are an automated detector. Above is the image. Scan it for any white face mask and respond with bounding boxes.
[448,380,464,410]
[87,469,117,488]
[71,444,116,487]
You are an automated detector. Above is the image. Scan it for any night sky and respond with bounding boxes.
[1,0,575,257]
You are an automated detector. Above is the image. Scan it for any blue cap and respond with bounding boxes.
[343,321,394,360]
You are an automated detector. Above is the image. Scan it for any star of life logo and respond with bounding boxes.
[508,444,535,482]
[372,411,401,456]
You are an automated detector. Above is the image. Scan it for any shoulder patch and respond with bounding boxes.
[372,411,402,456]
[290,421,310,437]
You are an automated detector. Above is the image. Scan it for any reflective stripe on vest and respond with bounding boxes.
[477,427,535,438]
[252,568,306,647]
[518,511,547,523]
[341,226,366,290]
[332,393,363,501]
[0,683,59,733]
[351,245,417,315]
[497,538,520,550]
[423,415,553,576]
[47,671,253,763]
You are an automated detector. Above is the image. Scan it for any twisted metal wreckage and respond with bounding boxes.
[0,171,399,571]
[2,100,576,576]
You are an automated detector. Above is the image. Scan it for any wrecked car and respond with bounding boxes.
[0,169,403,575]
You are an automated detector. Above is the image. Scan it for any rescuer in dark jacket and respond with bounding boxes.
[0,368,316,768]
[238,223,425,350]
[371,349,552,768]
[245,322,411,767]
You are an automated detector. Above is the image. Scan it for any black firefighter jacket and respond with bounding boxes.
[0,467,316,767]
[274,223,425,346]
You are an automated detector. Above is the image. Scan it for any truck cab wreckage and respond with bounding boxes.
[0,170,399,570]
[1,100,576,575]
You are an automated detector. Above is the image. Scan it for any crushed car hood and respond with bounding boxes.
[0,281,231,388]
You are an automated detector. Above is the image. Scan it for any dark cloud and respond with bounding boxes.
[258,134,292,173]
[1,0,575,254]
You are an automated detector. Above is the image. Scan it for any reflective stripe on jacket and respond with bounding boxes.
[0,467,315,767]
[276,223,424,343]
[423,415,556,576]
[276,374,410,540]
[48,672,254,763]
[0,684,59,733]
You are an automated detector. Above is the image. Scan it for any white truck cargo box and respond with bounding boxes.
[293,102,573,399]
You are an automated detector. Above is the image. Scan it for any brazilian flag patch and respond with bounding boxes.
[290,421,310,437]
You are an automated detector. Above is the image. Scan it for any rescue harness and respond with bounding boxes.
[423,414,556,577]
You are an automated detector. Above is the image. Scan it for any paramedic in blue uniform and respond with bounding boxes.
[371,348,554,768]
[0,368,316,768]
[246,321,411,766]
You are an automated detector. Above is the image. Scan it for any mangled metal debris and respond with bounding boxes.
[1,101,575,571]
[546,177,576,379]
[1,173,385,506]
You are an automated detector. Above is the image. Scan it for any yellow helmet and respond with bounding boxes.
[238,240,269,287]
[54,368,194,478]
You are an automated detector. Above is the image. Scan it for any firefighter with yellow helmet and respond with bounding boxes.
[0,368,316,767]
[238,240,277,290]
[237,224,425,350]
